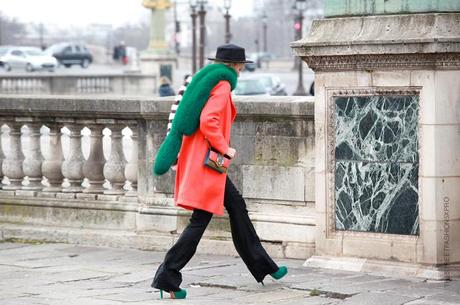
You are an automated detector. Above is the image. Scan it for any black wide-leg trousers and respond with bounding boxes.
[152,177,278,292]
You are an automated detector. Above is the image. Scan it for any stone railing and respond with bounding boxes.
[0,94,315,259]
[0,74,156,95]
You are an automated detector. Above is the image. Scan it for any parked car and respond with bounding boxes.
[247,52,275,69]
[244,61,256,72]
[233,77,269,96]
[244,57,257,72]
[253,52,275,62]
[257,74,288,96]
[0,46,58,72]
[45,42,93,68]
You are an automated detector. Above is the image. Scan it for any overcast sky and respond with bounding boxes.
[0,0,255,26]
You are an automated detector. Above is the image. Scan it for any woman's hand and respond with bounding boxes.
[226,147,236,159]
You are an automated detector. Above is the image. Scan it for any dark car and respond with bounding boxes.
[45,42,93,68]
[244,61,256,72]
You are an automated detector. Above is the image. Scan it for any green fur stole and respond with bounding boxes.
[153,63,238,176]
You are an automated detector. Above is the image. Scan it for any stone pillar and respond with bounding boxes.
[42,123,64,192]
[82,123,105,194]
[140,0,176,85]
[148,8,168,52]
[142,0,171,53]
[61,123,84,193]
[103,124,127,195]
[136,116,174,205]
[136,118,155,204]
[22,121,44,190]
[2,122,25,190]
[125,124,138,197]
[292,1,460,279]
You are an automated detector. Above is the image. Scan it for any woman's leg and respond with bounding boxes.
[152,208,213,292]
[224,177,279,282]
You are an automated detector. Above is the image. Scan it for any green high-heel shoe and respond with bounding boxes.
[270,266,288,280]
[160,288,187,299]
[260,266,288,286]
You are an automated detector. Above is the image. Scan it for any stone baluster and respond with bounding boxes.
[61,122,84,193]
[125,124,138,197]
[79,79,84,93]
[2,121,25,190]
[76,79,82,92]
[82,122,105,193]
[0,123,5,189]
[8,79,14,93]
[103,123,127,195]
[42,123,64,192]
[22,120,44,190]
[84,79,89,93]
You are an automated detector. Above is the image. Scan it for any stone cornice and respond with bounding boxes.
[0,95,314,120]
[291,13,460,71]
[301,53,460,72]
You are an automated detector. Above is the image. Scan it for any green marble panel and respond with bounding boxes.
[335,161,419,235]
[325,0,460,17]
[334,95,419,235]
[335,96,418,163]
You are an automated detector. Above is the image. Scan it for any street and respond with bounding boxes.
[0,60,315,97]
[0,241,459,305]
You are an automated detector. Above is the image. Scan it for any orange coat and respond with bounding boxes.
[174,80,236,215]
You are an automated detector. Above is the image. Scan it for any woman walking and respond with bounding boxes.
[152,44,288,300]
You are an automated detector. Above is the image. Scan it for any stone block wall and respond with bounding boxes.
[139,96,316,259]
[0,95,315,260]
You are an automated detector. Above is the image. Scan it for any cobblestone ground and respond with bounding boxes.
[0,242,459,305]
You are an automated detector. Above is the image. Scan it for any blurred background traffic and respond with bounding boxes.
[0,0,323,96]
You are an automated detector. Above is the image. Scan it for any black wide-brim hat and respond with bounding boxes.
[208,44,253,63]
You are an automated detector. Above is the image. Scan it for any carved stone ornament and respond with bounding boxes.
[142,0,171,10]
[325,87,422,241]
[304,53,460,72]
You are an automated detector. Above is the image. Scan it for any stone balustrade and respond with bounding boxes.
[0,94,315,260]
[0,74,156,95]
[1,118,136,198]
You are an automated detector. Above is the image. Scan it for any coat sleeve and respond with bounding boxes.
[199,81,230,155]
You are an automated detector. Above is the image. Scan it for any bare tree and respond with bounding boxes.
[0,13,27,45]
[112,23,150,50]
[203,0,323,59]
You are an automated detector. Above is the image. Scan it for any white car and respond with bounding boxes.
[0,46,58,72]
[233,77,270,96]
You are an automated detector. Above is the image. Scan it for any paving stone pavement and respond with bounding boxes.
[0,242,459,305]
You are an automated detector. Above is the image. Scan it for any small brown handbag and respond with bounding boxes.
[204,139,232,174]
